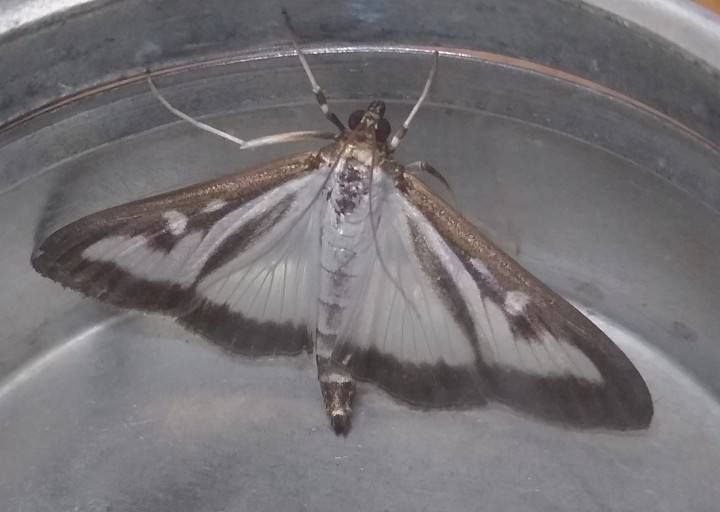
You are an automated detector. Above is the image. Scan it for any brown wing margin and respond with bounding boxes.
[31,151,325,357]
[358,172,653,429]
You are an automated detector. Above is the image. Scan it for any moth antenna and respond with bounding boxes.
[146,75,336,149]
[282,9,346,133]
[147,75,247,146]
[388,51,439,152]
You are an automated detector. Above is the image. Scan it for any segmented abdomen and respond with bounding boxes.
[316,163,374,358]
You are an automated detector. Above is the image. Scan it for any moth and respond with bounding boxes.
[32,22,653,435]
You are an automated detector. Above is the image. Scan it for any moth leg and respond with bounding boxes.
[388,51,439,152]
[316,354,356,436]
[282,9,346,133]
[405,161,452,191]
[405,161,458,208]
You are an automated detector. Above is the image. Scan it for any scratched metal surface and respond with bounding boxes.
[1,1,720,511]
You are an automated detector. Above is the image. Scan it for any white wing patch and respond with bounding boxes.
[82,170,330,330]
[162,210,188,235]
[331,185,474,366]
[195,169,328,330]
[479,298,602,383]
[198,183,325,327]
[408,199,603,383]
[346,235,476,366]
[335,186,604,384]
[82,232,205,287]
[504,291,529,316]
[202,199,227,213]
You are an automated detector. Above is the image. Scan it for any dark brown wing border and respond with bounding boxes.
[31,151,325,357]
[335,172,653,429]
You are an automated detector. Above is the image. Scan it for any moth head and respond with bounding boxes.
[348,100,392,143]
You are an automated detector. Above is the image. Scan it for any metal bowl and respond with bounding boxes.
[1,1,719,511]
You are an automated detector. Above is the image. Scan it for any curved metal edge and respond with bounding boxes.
[2,43,717,155]
[584,0,720,71]
[2,0,719,72]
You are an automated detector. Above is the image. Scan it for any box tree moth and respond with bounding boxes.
[32,18,653,435]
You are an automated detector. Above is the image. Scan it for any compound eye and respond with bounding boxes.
[348,110,365,130]
[375,118,391,142]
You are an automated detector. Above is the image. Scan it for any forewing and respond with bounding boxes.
[332,172,653,429]
[33,152,330,356]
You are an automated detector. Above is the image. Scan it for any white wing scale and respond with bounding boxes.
[33,153,652,428]
[33,153,330,356]
[331,173,652,428]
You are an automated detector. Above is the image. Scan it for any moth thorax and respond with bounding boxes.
[350,146,378,167]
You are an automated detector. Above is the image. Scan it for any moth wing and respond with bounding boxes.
[332,172,653,429]
[33,152,330,356]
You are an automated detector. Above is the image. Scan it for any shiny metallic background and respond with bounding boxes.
[1,1,719,511]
